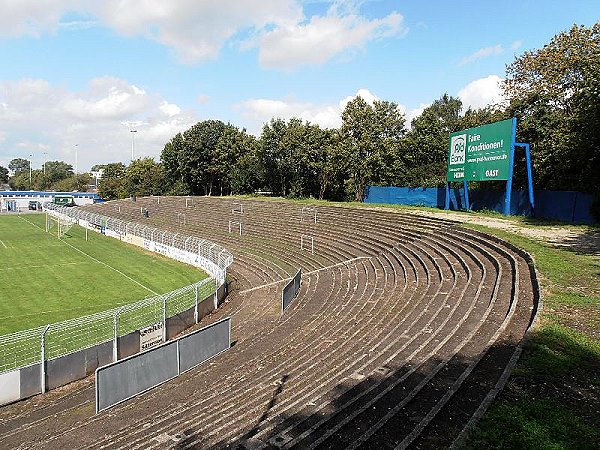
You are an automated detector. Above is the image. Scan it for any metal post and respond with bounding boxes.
[194,285,199,323]
[113,307,124,362]
[213,289,218,310]
[504,118,518,215]
[463,180,470,211]
[523,143,535,214]
[40,325,50,393]
[162,296,167,342]
[445,182,450,210]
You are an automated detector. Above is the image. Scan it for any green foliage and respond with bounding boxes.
[44,160,74,184]
[340,96,406,201]
[8,170,30,190]
[503,23,600,195]
[8,157,29,174]
[53,173,91,192]
[0,166,8,184]
[122,157,164,197]
[466,398,600,450]
[98,162,127,200]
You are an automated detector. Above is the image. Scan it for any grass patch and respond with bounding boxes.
[523,322,600,377]
[465,398,600,450]
[458,222,599,449]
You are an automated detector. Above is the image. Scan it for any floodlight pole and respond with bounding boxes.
[130,130,137,163]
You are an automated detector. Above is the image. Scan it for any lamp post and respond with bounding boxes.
[130,130,137,163]
[29,154,32,190]
[42,152,47,175]
[75,144,78,174]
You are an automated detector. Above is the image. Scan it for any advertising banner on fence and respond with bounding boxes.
[447,118,515,182]
[140,322,163,352]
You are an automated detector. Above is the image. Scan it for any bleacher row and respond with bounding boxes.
[0,197,538,450]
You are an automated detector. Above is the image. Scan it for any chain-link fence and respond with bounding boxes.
[0,278,216,375]
[1,204,233,376]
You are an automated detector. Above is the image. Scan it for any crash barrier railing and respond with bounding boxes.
[96,317,231,412]
[282,270,302,313]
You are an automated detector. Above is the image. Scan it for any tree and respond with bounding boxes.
[259,118,290,196]
[161,132,188,194]
[9,158,30,174]
[340,96,406,201]
[503,23,600,196]
[54,173,91,192]
[179,120,227,195]
[401,94,463,187]
[98,162,126,200]
[122,158,164,197]
[0,166,8,184]
[214,125,256,195]
[8,171,30,190]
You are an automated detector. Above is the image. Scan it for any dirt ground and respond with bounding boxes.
[399,209,600,256]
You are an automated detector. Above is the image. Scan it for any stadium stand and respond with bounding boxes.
[0,196,538,449]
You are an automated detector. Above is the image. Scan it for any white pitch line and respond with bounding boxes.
[0,239,7,248]
[239,256,372,295]
[0,262,81,271]
[18,215,159,296]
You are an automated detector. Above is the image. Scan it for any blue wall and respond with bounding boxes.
[364,186,597,224]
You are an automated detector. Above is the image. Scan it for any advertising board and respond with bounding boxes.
[447,118,515,182]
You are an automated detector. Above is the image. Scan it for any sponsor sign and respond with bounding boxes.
[140,322,163,351]
[447,118,515,182]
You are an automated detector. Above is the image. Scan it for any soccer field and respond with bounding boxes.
[0,213,207,335]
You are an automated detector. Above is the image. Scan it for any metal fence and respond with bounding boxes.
[0,278,216,375]
[1,203,235,377]
[44,203,233,279]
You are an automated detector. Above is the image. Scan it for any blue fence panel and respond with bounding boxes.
[364,186,596,224]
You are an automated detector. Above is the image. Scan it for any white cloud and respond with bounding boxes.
[93,0,304,63]
[0,77,198,170]
[0,0,74,38]
[0,2,404,67]
[458,75,505,110]
[253,11,405,70]
[459,44,504,66]
[339,88,379,109]
[237,88,414,134]
[511,40,523,51]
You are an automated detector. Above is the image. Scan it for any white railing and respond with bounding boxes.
[44,203,233,282]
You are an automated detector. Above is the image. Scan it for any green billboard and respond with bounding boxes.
[447,118,515,182]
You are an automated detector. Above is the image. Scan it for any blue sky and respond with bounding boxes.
[0,0,597,172]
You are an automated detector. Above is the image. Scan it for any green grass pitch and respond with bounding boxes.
[0,213,207,335]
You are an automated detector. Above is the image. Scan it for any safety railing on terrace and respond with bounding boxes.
[0,278,216,375]
[44,203,233,277]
